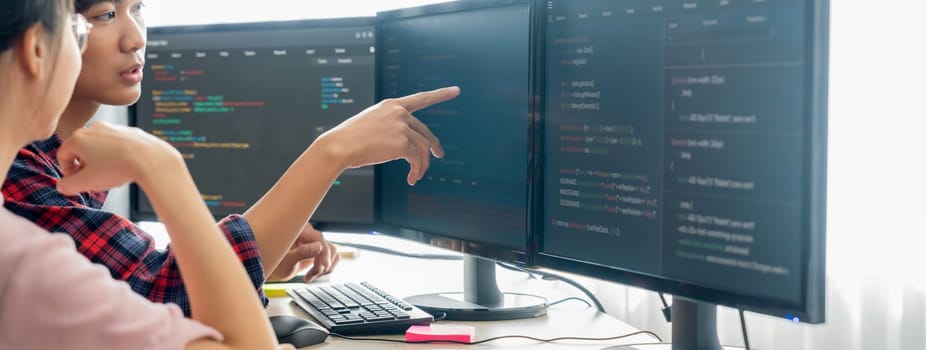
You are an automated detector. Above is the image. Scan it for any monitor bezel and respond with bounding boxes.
[128,17,378,234]
[372,0,537,264]
[532,0,829,324]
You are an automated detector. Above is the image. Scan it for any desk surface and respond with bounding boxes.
[267,233,660,349]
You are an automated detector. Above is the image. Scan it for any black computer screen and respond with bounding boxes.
[541,0,824,320]
[131,19,376,229]
[376,2,532,253]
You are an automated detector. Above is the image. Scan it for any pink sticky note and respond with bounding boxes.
[406,324,476,343]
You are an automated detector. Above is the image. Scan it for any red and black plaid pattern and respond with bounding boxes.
[2,134,267,315]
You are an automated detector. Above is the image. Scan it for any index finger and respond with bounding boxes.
[392,86,460,113]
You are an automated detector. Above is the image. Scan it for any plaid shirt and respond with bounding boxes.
[1,134,267,316]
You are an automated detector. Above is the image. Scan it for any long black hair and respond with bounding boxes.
[0,0,72,53]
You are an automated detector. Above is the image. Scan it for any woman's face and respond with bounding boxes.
[72,0,146,106]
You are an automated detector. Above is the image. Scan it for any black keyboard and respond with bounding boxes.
[287,282,434,335]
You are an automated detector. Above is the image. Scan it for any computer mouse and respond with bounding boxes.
[269,315,329,348]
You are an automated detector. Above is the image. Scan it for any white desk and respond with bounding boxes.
[267,233,660,349]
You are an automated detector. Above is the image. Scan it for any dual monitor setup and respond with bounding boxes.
[130,0,828,348]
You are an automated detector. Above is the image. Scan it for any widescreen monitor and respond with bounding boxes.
[536,0,828,348]
[374,0,545,320]
[131,18,377,232]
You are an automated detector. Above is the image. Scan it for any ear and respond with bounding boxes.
[16,23,48,80]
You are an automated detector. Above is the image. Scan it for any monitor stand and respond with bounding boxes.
[404,255,548,321]
[605,298,725,350]
[670,298,723,350]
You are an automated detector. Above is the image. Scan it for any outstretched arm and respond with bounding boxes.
[245,86,460,275]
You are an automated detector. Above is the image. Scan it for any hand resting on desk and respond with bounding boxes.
[267,223,340,283]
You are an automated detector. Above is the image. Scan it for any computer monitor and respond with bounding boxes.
[536,0,828,348]
[130,18,377,232]
[373,0,546,320]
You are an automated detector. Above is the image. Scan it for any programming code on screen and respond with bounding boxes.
[543,0,807,303]
[377,4,532,249]
[134,24,376,223]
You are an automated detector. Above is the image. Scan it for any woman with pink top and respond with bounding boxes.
[0,0,282,348]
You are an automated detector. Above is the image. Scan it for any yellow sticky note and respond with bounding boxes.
[263,284,291,298]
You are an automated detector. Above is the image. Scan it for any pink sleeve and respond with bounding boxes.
[0,210,223,350]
